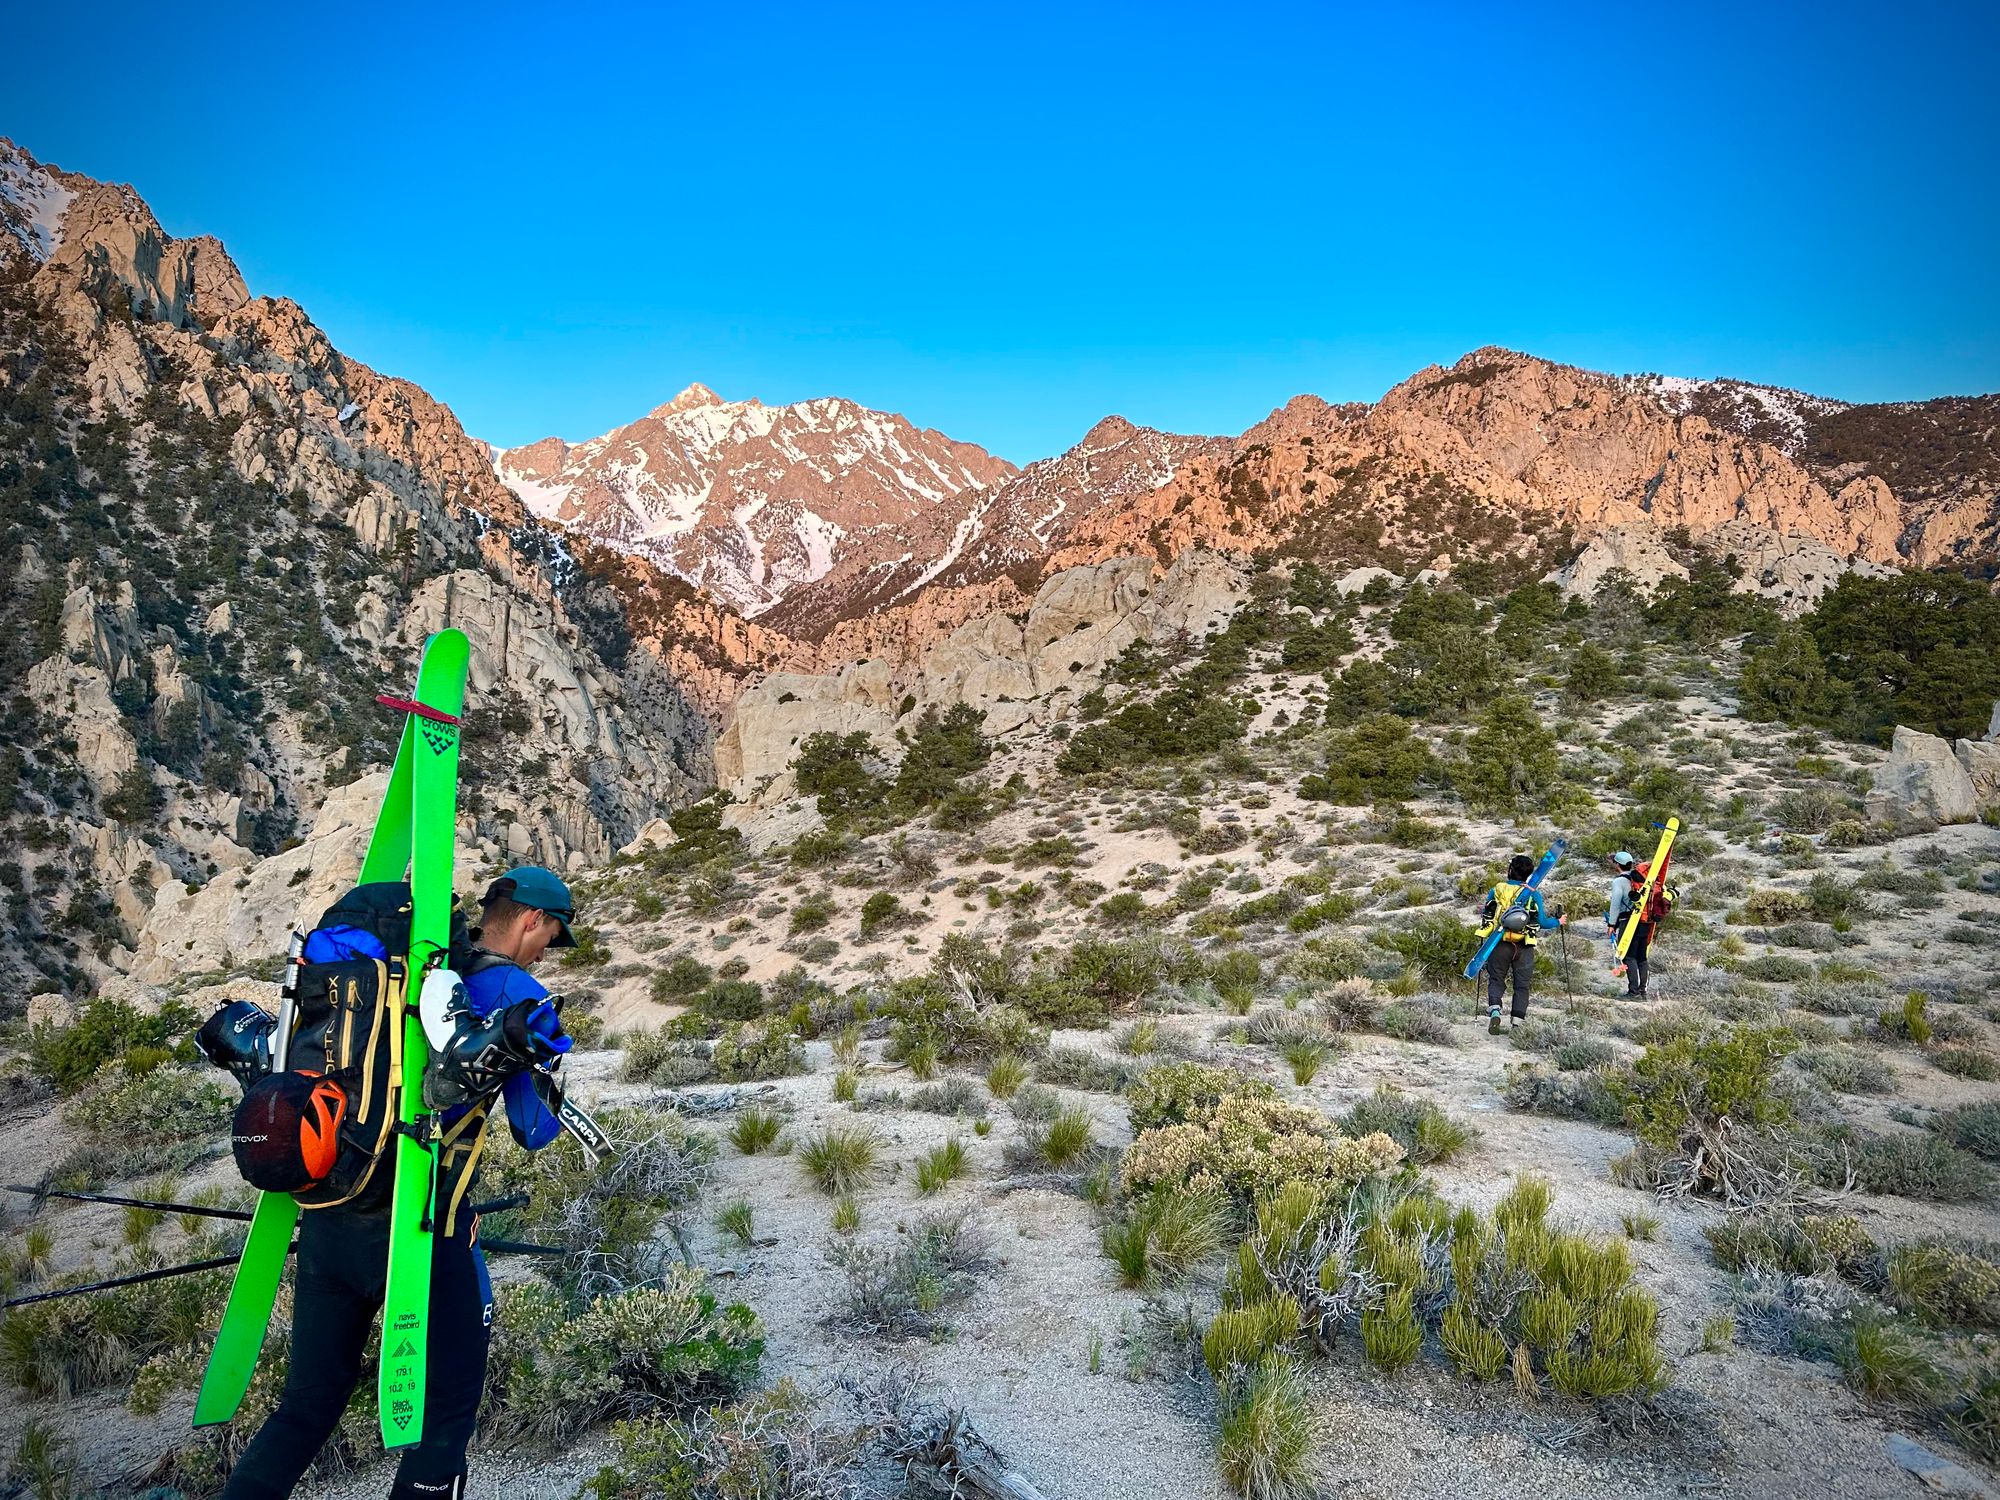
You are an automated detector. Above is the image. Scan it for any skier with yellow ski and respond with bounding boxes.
[1608,817,1679,999]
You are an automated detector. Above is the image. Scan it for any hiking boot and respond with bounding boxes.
[1488,1009,1503,1035]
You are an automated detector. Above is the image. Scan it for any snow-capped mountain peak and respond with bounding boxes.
[489,389,1016,616]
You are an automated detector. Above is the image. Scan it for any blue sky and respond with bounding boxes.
[12,1,1997,462]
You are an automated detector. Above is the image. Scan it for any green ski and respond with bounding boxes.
[191,1188,299,1426]
[192,631,465,1432]
[379,627,469,1449]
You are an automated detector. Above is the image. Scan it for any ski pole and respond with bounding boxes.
[2,1230,564,1310]
[3,1252,242,1308]
[4,1185,530,1224]
[4,1185,255,1222]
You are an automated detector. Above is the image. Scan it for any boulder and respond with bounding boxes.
[1955,738,2000,810]
[713,672,897,802]
[619,818,680,857]
[1336,566,1396,597]
[1865,726,1979,827]
[1988,700,2000,741]
[1545,523,1688,601]
[721,796,825,855]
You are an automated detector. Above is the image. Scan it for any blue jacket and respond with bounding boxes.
[458,959,563,1150]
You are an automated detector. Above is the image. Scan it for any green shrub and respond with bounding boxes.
[1298,715,1439,804]
[649,955,712,1001]
[710,1023,804,1082]
[696,979,765,1024]
[1769,787,1848,833]
[858,891,906,938]
[1448,695,1559,812]
[798,1123,883,1197]
[28,998,199,1095]
[1374,912,1473,984]
[1852,1132,1993,1203]
[1215,1353,1315,1499]
[1340,1086,1477,1165]
[834,1210,990,1337]
[1613,1023,1796,1196]
[1878,991,1933,1045]
[483,1269,762,1446]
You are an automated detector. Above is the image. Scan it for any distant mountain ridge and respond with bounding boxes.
[496,361,1998,655]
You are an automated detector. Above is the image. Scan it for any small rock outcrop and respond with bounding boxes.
[1866,727,1980,826]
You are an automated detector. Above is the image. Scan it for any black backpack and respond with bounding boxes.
[231,882,470,1210]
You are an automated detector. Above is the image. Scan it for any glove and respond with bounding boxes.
[197,1001,277,1089]
[502,998,573,1066]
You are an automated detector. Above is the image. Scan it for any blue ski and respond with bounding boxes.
[1463,838,1567,979]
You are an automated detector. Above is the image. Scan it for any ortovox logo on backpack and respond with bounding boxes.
[232,1073,351,1193]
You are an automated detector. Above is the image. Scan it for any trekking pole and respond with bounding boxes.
[1558,925,1574,1006]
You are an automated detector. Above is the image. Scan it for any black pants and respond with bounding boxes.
[1484,941,1535,1020]
[1622,920,1653,996]
[222,1205,492,1500]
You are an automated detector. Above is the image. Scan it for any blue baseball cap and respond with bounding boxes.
[486,866,576,946]
[1612,851,1636,867]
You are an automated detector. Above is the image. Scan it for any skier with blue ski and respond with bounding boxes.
[1470,847,1566,1034]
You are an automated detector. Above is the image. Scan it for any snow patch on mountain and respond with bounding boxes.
[0,139,76,262]
[1632,373,1850,458]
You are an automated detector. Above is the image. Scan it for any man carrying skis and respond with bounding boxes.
[1476,853,1564,1034]
[1608,851,1655,999]
[218,866,577,1500]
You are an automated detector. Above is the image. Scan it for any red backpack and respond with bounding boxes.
[1633,862,1675,923]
